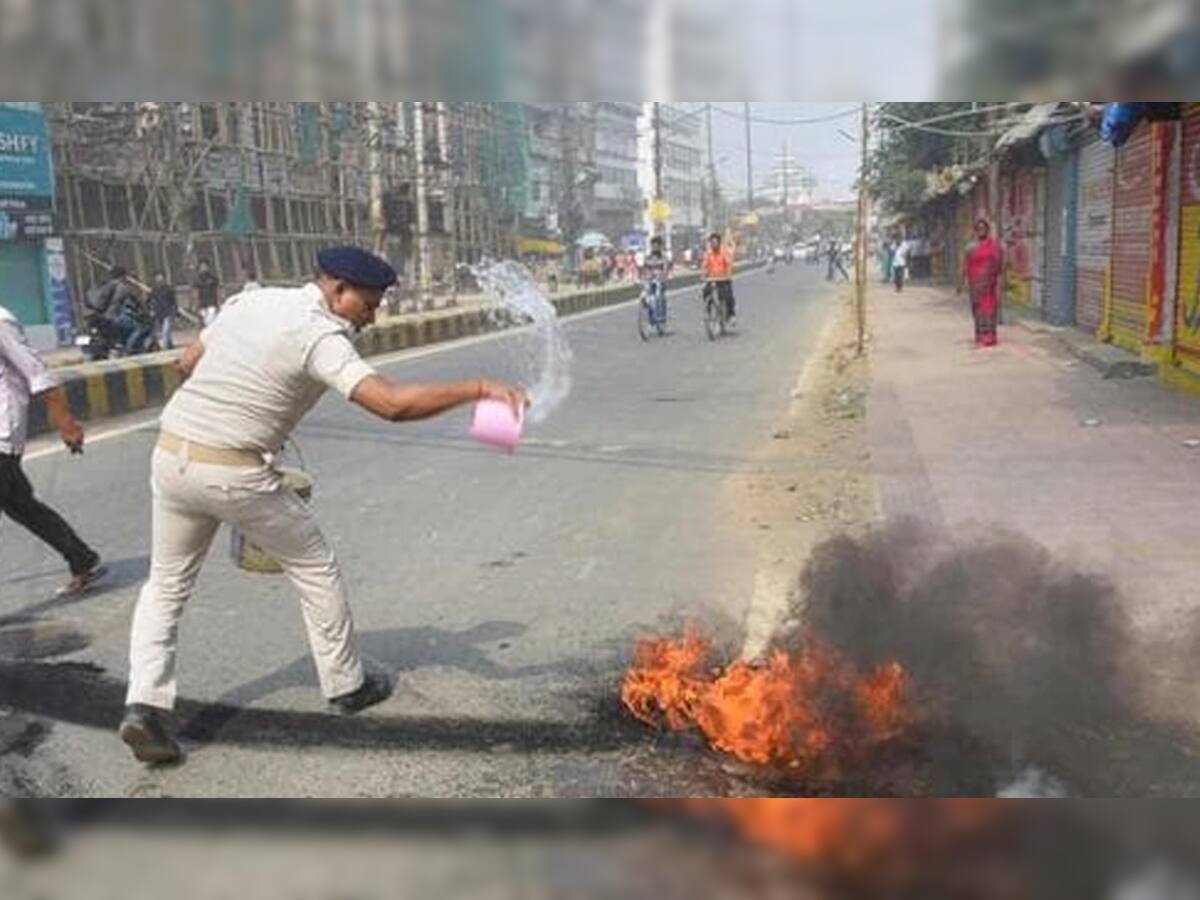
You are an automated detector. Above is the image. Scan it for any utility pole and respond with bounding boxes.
[560,105,578,270]
[397,102,417,297]
[743,101,754,216]
[414,101,432,307]
[366,101,385,254]
[781,140,790,231]
[856,102,869,356]
[653,101,665,246]
[705,102,717,232]
[436,101,457,304]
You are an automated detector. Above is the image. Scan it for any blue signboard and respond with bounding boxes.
[43,237,75,345]
[0,104,54,241]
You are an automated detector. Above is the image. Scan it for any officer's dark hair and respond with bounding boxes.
[110,266,128,279]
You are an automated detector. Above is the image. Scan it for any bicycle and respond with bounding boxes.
[638,280,668,341]
[702,280,731,341]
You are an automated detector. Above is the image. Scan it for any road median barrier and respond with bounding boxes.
[28,265,756,439]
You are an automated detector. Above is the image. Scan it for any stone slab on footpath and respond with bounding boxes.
[26,270,725,439]
[1006,306,1157,380]
[867,283,1200,719]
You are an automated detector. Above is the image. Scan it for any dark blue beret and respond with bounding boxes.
[316,245,397,289]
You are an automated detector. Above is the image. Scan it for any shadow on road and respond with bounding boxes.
[0,556,148,627]
[179,621,585,742]
[0,642,642,757]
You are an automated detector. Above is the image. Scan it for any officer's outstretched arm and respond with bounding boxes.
[178,340,205,377]
[351,375,525,423]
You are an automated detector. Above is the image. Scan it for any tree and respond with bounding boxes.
[866,103,986,218]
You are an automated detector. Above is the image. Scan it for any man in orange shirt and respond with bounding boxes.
[702,232,736,327]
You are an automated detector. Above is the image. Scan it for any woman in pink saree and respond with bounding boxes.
[962,218,1003,347]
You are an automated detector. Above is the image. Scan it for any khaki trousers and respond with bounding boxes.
[126,445,364,710]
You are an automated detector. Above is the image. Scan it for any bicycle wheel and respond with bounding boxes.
[637,295,651,342]
[704,293,720,341]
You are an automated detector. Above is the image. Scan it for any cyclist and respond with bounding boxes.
[640,235,672,326]
[702,231,736,328]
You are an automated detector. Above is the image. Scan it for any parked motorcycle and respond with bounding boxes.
[75,310,158,361]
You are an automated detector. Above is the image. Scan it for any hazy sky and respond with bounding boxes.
[693,0,941,203]
[707,103,864,203]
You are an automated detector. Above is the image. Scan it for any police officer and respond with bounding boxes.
[119,246,526,764]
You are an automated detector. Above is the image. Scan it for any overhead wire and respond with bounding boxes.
[709,105,861,126]
[878,110,1089,138]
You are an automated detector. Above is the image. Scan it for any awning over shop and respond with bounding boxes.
[995,103,1064,153]
[516,237,565,256]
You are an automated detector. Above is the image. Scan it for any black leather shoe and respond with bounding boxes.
[119,704,182,765]
[329,670,393,716]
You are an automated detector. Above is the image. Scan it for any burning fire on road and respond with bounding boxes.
[621,630,911,775]
[619,523,1200,799]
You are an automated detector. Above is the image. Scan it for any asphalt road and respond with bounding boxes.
[1,263,841,797]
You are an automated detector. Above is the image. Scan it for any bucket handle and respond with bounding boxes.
[283,437,309,475]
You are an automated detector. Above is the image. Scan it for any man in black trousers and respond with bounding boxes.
[0,303,106,597]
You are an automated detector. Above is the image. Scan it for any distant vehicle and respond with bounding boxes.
[773,246,786,261]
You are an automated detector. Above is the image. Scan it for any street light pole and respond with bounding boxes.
[705,102,717,232]
[856,102,870,356]
[743,101,754,215]
[781,139,789,229]
[367,101,385,254]
[653,101,665,243]
[414,102,432,307]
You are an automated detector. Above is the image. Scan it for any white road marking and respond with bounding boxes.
[24,270,762,465]
[24,417,160,462]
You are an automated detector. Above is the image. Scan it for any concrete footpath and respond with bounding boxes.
[867,284,1200,720]
[28,271,728,440]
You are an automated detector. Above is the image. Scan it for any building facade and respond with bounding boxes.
[637,103,704,252]
[46,101,524,319]
[591,102,642,243]
[0,102,74,346]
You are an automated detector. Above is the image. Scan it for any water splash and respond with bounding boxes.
[472,259,573,424]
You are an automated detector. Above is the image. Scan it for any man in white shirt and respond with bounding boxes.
[120,245,526,765]
[0,305,106,597]
[892,237,911,292]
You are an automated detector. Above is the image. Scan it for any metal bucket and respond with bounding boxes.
[230,468,313,575]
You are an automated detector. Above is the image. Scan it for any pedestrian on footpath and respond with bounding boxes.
[119,245,526,765]
[148,271,177,350]
[192,259,221,327]
[892,237,911,292]
[0,304,107,598]
[826,240,850,282]
[961,218,1003,347]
